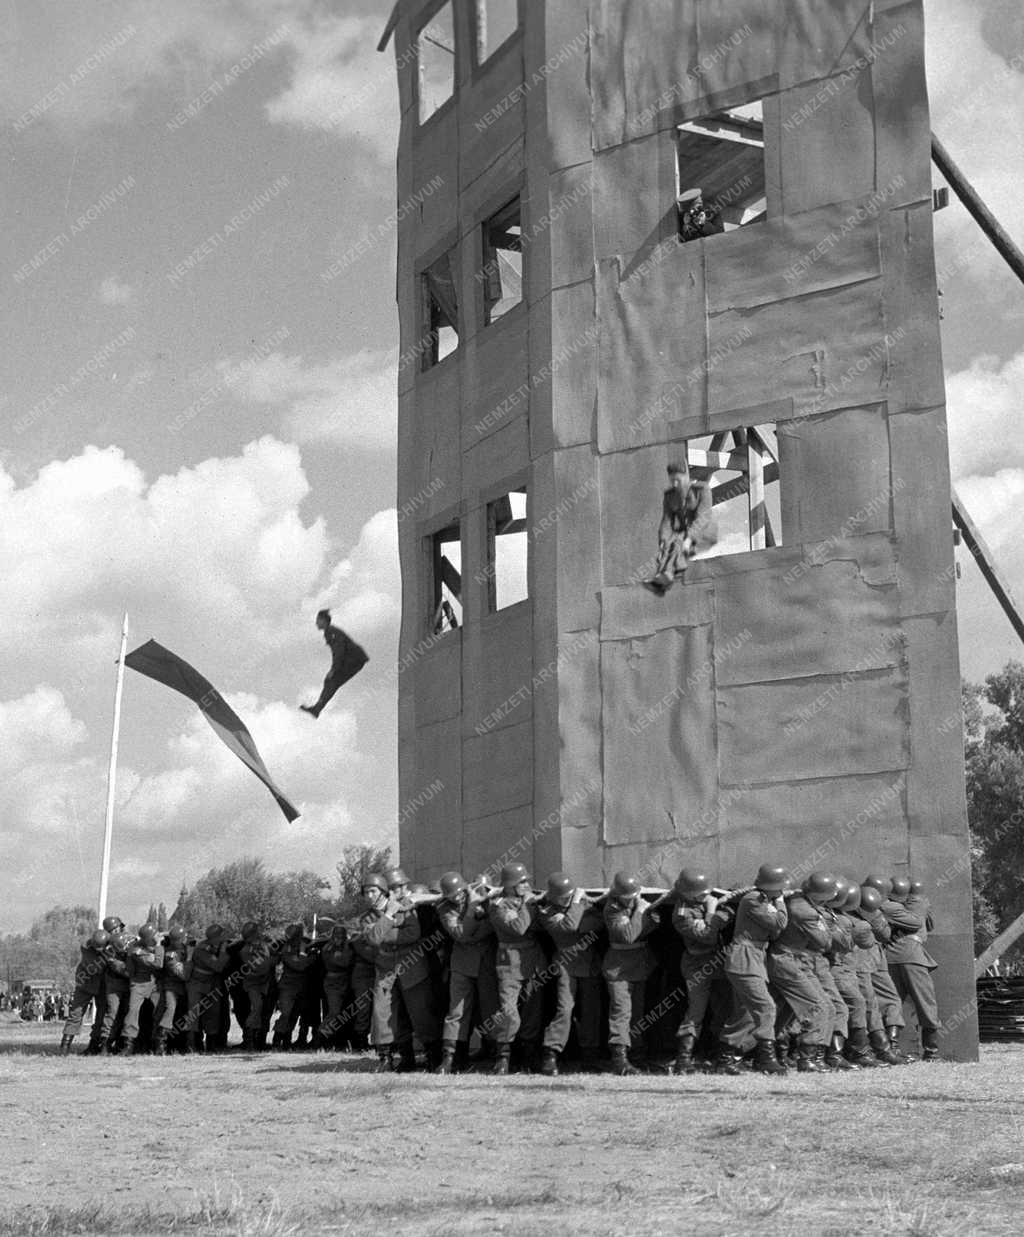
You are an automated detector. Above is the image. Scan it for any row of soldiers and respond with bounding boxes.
[59,863,940,1074]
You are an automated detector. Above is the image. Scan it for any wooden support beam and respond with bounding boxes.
[975,909,1024,979]
[711,463,779,505]
[687,448,748,473]
[952,491,1024,648]
[748,437,767,550]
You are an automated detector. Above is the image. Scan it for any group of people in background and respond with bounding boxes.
[57,862,941,1076]
[2,990,71,1021]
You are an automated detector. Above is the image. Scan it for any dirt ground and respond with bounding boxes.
[1,1019,1022,1237]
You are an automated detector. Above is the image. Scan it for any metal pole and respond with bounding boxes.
[98,612,128,924]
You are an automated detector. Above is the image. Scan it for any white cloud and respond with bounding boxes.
[946,350,1024,481]
[315,508,401,641]
[98,274,136,305]
[221,347,398,452]
[0,437,327,668]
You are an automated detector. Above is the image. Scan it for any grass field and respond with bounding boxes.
[1,1021,1022,1236]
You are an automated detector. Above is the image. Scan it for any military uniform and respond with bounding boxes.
[487,893,546,1050]
[602,896,656,1055]
[859,905,906,1031]
[62,943,108,1042]
[672,896,730,1042]
[122,939,165,1048]
[883,894,940,1051]
[363,895,441,1058]
[347,925,377,1051]
[720,890,787,1050]
[319,935,355,1046]
[438,893,498,1048]
[239,938,276,1047]
[184,939,231,1046]
[273,938,314,1047]
[767,894,833,1051]
[99,946,131,1047]
[536,895,603,1056]
[155,942,189,1047]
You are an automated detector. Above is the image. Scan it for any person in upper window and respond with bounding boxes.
[678,188,725,242]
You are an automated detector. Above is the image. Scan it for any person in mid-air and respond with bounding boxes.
[301,609,369,719]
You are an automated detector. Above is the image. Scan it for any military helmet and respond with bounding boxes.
[826,877,852,909]
[610,872,641,899]
[674,868,712,898]
[889,877,911,900]
[843,886,862,912]
[500,861,531,891]
[909,880,924,896]
[138,924,158,946]
[166,927,187,945]
[439,871,467,899]
[329,922,348,940]
[546,872,574,901]
[859,886,884,912]
[109,931,131,951]
[241,921,261,941]
[284,923,305,941]
[754,864,788,894]
[384,867,409,889]
[361,873,388,893]
[89,929,110,949]
[863,873,892,898]
[802,872,839,905]
[205,923,227,943]
[101,915,123,933]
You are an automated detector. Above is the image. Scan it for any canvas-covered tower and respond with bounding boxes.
[386,0,978,1059]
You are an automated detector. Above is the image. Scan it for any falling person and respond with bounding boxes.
[644,459,717,595]
[301,609,369,718]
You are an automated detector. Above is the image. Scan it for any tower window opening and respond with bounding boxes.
[686,424,781,555]
[421,248,460,370]
[481,198,523,325]
[474,0,520,65]
[417,3,456,124]
[429,521,463,634]
[676,101,767,242]
[486,488,529,611]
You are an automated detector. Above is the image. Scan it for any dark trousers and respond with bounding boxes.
[443,968,499,1044]
[372,973,440,1048]
[544,972,602,1051]
[889,962,940,1032]
[767,953,831,1045]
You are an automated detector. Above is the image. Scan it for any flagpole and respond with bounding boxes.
[98,612,128,925]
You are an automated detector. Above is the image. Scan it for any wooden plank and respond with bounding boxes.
[687,448,749,472]
[952,491,1024,647]
[975,909,1024,979]
[748,437,767,550]
[711,463,779,506]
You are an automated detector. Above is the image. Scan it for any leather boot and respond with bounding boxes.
[753,1038,787,1075]
[611,1045,639,1076]
[491,1044,511,1076]
[374,1048,394,1073]
[121,1040,135,1057]
[540,1047,559,1077]
[886,1025,910,1064]
[714,1043,742,1076]
[272,1031,290,1052]
[673,1033,697,1075]
[425,1042,444,1071]
[435,1044,456,1074]
[921,1026,940,1062]
[394,1044,418,1073]
[847,1027,881,1067]
[825,1034,857,1070]
[454,1040,471,1072]
[153,1031,167,1057]
[97,1038,110,1057]
[797,1041,827,1072]
[59,1035,74,1056]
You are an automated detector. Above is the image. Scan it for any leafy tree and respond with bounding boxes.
[334,844,394,919]
[0,905,95,990]
[170,858,331,934]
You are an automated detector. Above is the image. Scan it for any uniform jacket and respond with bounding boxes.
[321,940,355,983]
[658,480,716,550]
[127,943,165,985]
[73,944,108,996]
[602,897,656,982]
[882,899,937,968]
[239,940,276,989]
[160,947,189,995]
[103,950,131,994]
[363,897,430,987]
[772,894,831,955]
[826,910,857,969]
[438,895,495,978]
[725,890,787,975]
[278,940,315,988]
[536,897,603,978]
[488,895,544,979]
[189,940,230,985]
[673,898,729,963]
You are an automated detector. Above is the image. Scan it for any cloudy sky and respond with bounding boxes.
[1,0,1022,932]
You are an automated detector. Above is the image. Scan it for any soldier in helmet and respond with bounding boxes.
[671,868,734,1074]
[81,915,124,1054]
[362,867,442,1072]
[677,187,725,242]
[857,883,909,1062]
[183,924,231,1053]
[718,864,789,1075]
[766,872,837,1073]
[644,459,717,595]
[535,873,604,1076]
[883,876,941,1061]
[317,923,355,1049]
[842,886,897,1066]
[347,875,387,1054]
[486,861,546,1075]
[60,929,111,1055]
[271,924,314,1050]
[237,922,275,1051]
[154,927,189,1056]
[121,925,165,1055]
[435,871,497,1074]
[96,930,132,1053]
[602,872,658,1076]
[816,879,860,1070]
